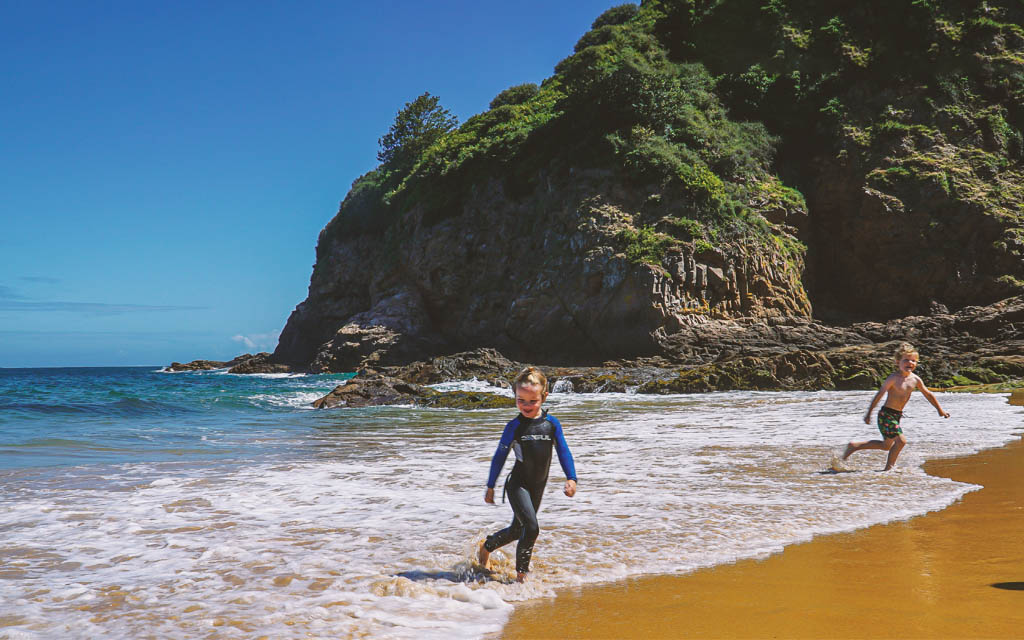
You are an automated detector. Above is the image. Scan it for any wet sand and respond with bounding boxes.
[501,392,1024,639]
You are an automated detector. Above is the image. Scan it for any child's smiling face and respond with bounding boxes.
[898,354,918,374]
[515,383,546,419]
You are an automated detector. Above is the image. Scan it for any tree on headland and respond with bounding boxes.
[590,3,639,29]
[489,83,540,109]
[377,92,459,177]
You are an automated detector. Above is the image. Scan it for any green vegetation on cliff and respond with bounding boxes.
[324,0,1024,317]
[328,2,790,249]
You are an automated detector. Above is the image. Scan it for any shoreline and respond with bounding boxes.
[499,391,1024,639]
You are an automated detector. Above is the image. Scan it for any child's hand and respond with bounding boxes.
[563,479,577,498]
[484,488,495,504]
[939,410,950,418]
[863,413,871,425]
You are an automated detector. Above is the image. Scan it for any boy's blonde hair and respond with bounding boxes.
[895,342,919,360]
[513,366,548,395]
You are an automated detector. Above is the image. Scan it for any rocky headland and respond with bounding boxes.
[172,2,1024,404]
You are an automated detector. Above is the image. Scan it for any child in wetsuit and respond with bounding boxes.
[478,367,577,583]
[842,342,950,470]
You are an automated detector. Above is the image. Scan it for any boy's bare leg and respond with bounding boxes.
[844,439,888,459]
[883,435,907,471]
[516,572,527,583]
[477,542,490,569]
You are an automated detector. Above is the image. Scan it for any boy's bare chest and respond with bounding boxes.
[891,376,917,396]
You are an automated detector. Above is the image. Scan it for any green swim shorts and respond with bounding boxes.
[877,406,903,439]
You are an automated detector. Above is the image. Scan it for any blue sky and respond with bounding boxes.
[1,0,619,367]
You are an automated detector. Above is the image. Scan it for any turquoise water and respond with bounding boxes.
[0,367,1020,639]
[0,367,351,469]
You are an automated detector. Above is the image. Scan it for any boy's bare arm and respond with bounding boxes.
[864,377,894,423]
[917,378,950,418]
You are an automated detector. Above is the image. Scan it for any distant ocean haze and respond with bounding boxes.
[0,367,1017,638]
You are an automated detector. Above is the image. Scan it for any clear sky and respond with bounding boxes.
[1,0,619,367]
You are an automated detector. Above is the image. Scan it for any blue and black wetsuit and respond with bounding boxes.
[483,410,576,574]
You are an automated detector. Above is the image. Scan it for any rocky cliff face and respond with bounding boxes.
[270,0,1024,374]
[274,171,810,371]
[802,105,1024,321]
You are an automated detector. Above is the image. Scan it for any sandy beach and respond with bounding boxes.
[501,392,1024,639]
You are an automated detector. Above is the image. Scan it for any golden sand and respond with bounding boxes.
[501,392,1024,639]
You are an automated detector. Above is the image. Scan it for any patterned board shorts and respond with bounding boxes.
[877,406,903,438]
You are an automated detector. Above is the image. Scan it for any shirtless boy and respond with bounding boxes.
[842,342,950,470]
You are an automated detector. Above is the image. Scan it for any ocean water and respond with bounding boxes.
[0,367,1020,639]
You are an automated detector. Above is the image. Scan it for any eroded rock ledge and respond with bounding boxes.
[176,296,1024,407]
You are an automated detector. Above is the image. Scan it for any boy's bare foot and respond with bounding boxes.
[842,443,855,460]
[516,572,527,583]
[477,542,490,569]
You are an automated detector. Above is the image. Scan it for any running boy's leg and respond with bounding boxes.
[846,407,904,460]
[883,434,908,471]
[843,438,891,458]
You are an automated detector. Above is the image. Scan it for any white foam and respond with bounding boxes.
[429,378,510,394]
[550,379,574,393]
[0,391,1017,639]
[249,391,326,409]
[217,371,309,379]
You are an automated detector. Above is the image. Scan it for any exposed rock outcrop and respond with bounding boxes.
[166,353,282,373]
[227,353,293,375]
[311,374,513,410]
[166,359,231,372]
[316,298,1024,397]
[377,348,520,386]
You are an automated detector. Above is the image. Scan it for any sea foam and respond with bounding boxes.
[0,389,1018,639]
